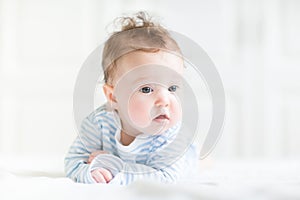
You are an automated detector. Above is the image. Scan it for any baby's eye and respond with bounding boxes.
[139,86,154,94]
[168,85,178,92]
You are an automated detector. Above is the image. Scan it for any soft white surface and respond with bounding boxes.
[0,156,299,200]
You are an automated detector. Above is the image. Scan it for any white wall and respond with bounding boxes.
[0,0,299,160]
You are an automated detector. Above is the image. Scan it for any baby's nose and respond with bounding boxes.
[154,88,170,107]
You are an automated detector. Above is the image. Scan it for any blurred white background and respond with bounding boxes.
[0,0,299,164]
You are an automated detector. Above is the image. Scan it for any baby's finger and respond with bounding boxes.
[91,170,106,183]
[87,155,95,164]
[88,151,109,164]
[99,168,113,182]
[91,150,108,156]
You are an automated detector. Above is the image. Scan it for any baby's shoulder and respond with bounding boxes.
[85,103,115,125]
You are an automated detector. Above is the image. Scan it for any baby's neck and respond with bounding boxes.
[120,130,136,146]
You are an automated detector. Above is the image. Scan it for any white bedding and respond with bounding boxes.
[1,157,299,200]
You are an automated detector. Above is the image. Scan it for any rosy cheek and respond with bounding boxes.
[170,97,182,124]
[128,94,152,128]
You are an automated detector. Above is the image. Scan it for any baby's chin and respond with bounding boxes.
[139,119,179,135]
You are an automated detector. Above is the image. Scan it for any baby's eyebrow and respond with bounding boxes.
[132,77,152,85]
[132,79,183,88]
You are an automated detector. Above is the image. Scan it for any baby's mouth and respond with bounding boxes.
[153,114,170,123]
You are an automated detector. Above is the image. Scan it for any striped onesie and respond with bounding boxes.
[65,104,197,185]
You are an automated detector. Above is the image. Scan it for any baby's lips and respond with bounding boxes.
[154,114,170,120]
[153,109,171,122]
[151,107,169,118]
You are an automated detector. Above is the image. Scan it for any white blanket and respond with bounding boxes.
[1,157,299,200]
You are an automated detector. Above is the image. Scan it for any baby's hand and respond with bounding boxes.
[88,150,108,164]
[91,168,113,183]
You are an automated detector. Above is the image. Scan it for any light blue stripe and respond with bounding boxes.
[69,145,88,153]
[131,140,152,152]
[81,125,100,142]
[100,122,117,134]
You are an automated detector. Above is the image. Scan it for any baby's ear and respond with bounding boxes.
[103,84,118,108]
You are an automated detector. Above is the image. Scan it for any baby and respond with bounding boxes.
[65,12,198,185]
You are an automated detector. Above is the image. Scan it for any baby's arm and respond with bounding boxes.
[88,150,108,164]
[90,145,198,185]
[64,116,103,183]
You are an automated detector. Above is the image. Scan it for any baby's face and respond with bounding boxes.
[111,51,184,136]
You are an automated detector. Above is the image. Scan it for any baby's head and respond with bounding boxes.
[102,12,184,136]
